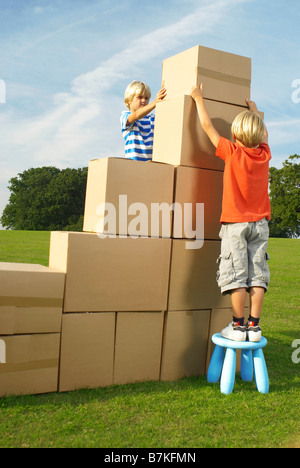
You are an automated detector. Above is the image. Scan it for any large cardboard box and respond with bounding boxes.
[59,312,115,392]
[83,158,175,238]
[168,240,231,311]
[0,263,65,308]
[0,306,62,335]
[0,333,60,397]
[160,310,211,381]
[49,232,172,312]
[161,45,251,106]
[114,311,164,385]
[173,166,223,240]
[152,95,247,170]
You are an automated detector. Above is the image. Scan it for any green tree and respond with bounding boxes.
[269,155,300,238]
[1,166,88,231]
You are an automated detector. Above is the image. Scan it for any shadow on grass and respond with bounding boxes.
[0,376,211,409]
[1,333,299,411]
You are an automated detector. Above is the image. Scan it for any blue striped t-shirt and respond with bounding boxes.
[120,111,155,161]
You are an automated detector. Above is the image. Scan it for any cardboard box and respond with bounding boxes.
[173,166,223,240]
[0,333,60,397]
[0,306,62,335]
[168,240,231,311]
[83,158,175,238]
[160,310,211,381]
[114,311,164,385]
[152,95,248,170]
[161,45,251,106]
[49,232,172,312]
[0,263,65,308]
[59,312,115,392]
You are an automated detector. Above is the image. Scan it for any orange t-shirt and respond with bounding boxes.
[215,137,272,223]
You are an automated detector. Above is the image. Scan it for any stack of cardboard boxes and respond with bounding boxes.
[155,45,251,380]
[0,263,65,397]
[49,160,175,391]
[0,45,251,396]
[50,45,251,391]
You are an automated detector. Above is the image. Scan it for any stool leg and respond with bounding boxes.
[253,348,269,394]
[241,349,253,382]
[207,345,225,383]
[220,348,236,395]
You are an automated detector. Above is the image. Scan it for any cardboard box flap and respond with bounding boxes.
[0,306,62,335]
[0,263,65,306]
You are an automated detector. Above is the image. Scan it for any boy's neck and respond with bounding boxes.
[235,140,259,149]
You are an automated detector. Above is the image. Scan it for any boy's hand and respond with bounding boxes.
[127,87,166,125]
[190,82,220,148]
[246,98,269,144]
[155,87,167,103]
[190,83,204,100]
[246,98,259,113]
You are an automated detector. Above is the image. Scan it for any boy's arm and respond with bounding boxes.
[246,98,269,145]
[127,87,167,125]
[190,84,221,148]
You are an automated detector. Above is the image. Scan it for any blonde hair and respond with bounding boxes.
[231,110,266,148]
[124,81,151,109]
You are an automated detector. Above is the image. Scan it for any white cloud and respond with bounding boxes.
[16,17,93,56]
[71,0,250,98]
[267,118,300,146]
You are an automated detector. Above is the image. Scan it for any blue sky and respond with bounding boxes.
[0,0,299,223]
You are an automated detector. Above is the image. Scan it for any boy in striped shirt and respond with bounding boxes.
[120,81,167,161]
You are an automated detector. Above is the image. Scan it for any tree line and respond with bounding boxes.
[1,166,87,231]
[1,155,299,238]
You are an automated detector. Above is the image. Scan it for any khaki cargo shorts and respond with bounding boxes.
[217,218,270,295]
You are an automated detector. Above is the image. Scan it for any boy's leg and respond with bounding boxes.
[221,287,247,341]
[249,286,265,319]
[247,286,264,342]
[247,219,270,342]
[231,287,247,320]
[218,223,249,341]
[247,218,270,293]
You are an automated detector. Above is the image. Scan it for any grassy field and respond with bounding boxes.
[0,231,299,448]
[0,230,50,266]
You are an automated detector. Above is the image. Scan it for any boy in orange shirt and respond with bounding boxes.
[190,84,271,342]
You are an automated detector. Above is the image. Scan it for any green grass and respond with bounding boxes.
[0,231,299,448]
[0,230,50,266]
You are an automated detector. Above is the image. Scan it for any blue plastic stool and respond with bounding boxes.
[207,333,269,395]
